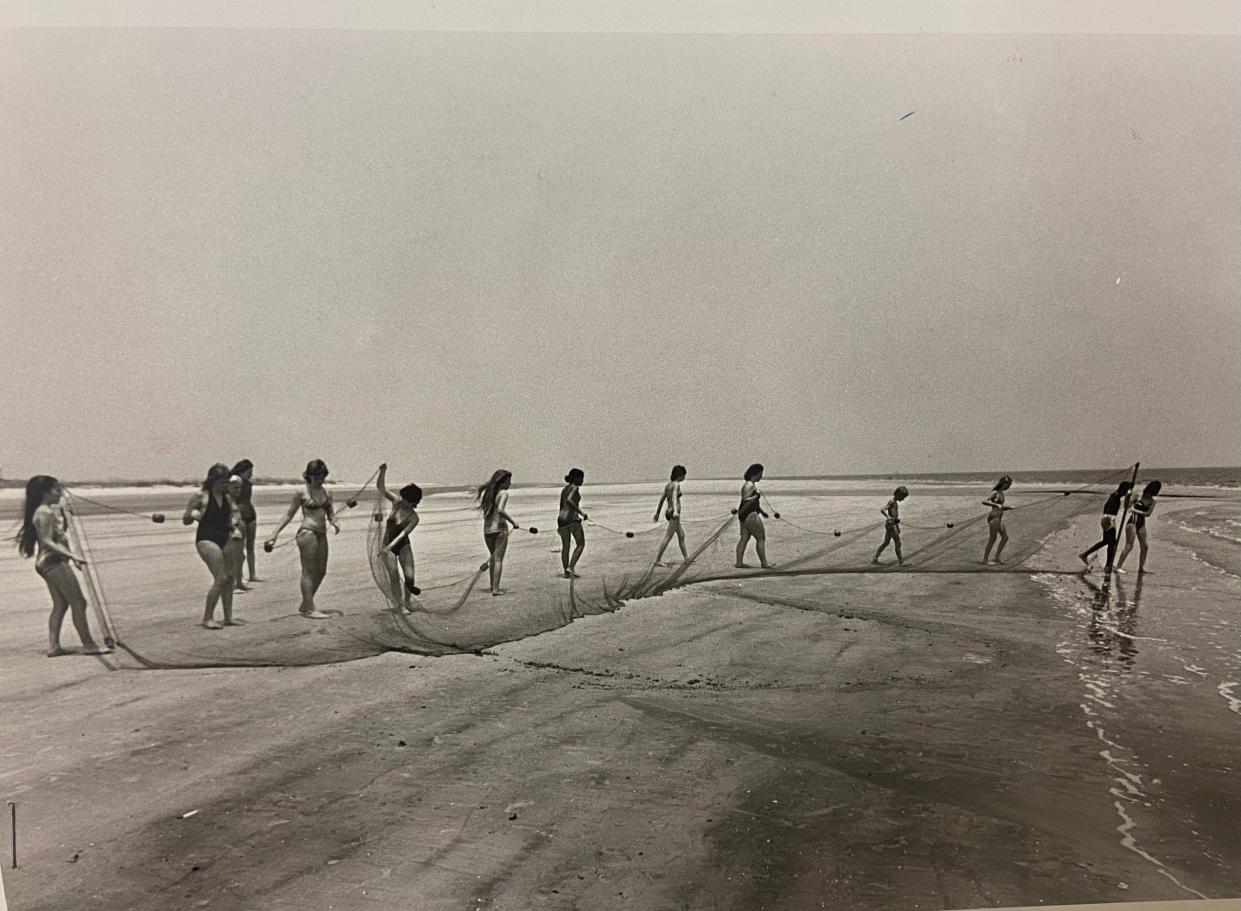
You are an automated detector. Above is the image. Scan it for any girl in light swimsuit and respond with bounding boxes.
[183,463,239,629]
[224,475,249,594]
[14,475,106,656]
[872,486,909,565]
[378,463,422,610]
[1115,480,1161,575]
[231,458,260,586]
[265,459,340,619]
[478,469,522,595]
[653,465,688,567]
[558,468,588,578]
[736,463,774,569]
[982,475,1013,565]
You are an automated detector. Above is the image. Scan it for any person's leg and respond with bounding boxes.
[244,519,259,581]
[1103,526,1119,570]
[873,528,893,563]
[196,541,230,628]
[559,527,572,575]
[994,521,1009,563]
[736,523,752,567]
[1136,526,1150,573]
[398,546,418,598]
[752,517,772,568]
[893,528,903,565]
[654,524,675,564]
[491,530,510,594]
[675,521,688,561]
[48,565,102,652]
[296,531,329,618]
[984,519,999,563]
[43,569,70,655]
[568,525,585,573]
[1116,523,1136,570]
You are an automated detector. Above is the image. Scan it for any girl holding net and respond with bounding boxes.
[736,463,775,569]
[183,463,239,629]
[652,465,689,567]
[377,463,422,610]
[478,469,523,596]
[265,459,339,620]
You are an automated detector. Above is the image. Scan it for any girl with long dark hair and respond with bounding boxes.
[1115,481,1162,575]
[14,475,106,656]
[478,469,522,595]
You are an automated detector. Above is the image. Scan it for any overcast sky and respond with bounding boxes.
[1,6,1238,484]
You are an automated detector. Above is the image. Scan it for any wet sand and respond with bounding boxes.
[1,486,1237,910]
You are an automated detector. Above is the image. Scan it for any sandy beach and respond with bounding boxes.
[1,481,1237,910]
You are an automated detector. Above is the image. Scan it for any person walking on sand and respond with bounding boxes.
[265,459,339,619]
[231,458,261,586]
[652,465,689,567]
[14,475,108,656]
[1078,480,1133,573]
[478,469,522,595]
[872,486,909,566]
[1115,481,1161,575]
[558,468,588,578]
[378,463,422,610]
[736,463,775,569]
[982,476,1013,565]
[184,463,239,629]
[225,474,251,594]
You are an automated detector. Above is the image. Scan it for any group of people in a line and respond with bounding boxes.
[13,464,1161,656]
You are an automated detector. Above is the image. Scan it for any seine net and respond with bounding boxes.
[59,466,1133,670]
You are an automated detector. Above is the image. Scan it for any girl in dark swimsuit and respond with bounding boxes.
[1115,481,1161,574]
[558,468,588,578]
[231,458,260,586]
[982,476,1013,565]
[183,463,238,629]
[377,463,422,610]
[265,459,340,619]
[1078,481,1133,572]
[14,475,106,656]
[736,463,774,569]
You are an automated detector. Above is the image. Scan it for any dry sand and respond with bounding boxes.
[1,484,1237,910]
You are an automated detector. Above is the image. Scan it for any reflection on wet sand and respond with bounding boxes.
[1082,574,1145,669]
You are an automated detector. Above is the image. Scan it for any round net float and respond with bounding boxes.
[346,498,358,508]
[625,532,634,538]
[833,530,842,537]
[263,541,275,553]
[151,513,166,523]
[946,522,955,528]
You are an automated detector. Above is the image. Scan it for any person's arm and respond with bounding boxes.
[377,463,397,503]
[183,491,205,526]
[265,493,302,545]
[1132,500,1153,517]
[880,500,893,520]
[325,491,340,533]
[653,487,668,522]
[387,511,420,551]
[35,509,84,565]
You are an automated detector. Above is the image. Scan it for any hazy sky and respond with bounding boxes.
[1,11,1238,484]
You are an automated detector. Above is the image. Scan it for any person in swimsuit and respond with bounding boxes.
[872,485,909,566]
[1115,480,1161,574]
[736,463,774,569]
[265,459,340,619]
[558,468,588,578]
[1078,481,1133,573]
[183,463,238,629]
[982,475,1013,565]
[224,474,251,594]
[230,459,261,586]
[377,463,422,610]
[478,469,522,595]
[652,465,688,567]
[14,475,107,657]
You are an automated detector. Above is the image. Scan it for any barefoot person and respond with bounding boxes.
[230,458,260,585]
[478,469,522,595]
[378,463,422,610]
[1078,481,1133,573]
[736,463,774,569]
[225,474,250,593]
[1115,481,1161,575]
[652,465,688,567]
[265,459,339,620]
[183,463,238,629]
[14,475,107,656]
[872,486,909,566]
[558,468,588,578]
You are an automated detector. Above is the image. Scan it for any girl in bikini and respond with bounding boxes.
[478,469,522,595]
[183,463,239,629]
[736,463,774,569]
[653,465,688,567]
[378,463,422,610]
[1115,480,1161,575]
[265,459,340,619]
[14,475,107,656]
[558,468,588,578]
[982,476,1013,565]
[872,486,909,566]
